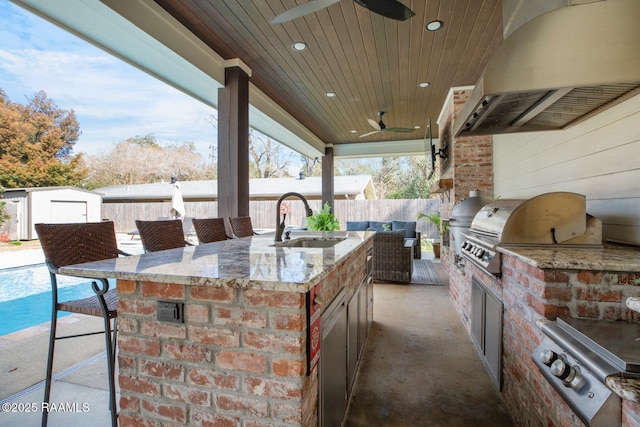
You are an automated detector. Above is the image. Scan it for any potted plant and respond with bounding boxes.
[419,211,442,257]
[306,202,340,231]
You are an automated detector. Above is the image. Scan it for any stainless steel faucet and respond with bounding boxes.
[275,192,313,242]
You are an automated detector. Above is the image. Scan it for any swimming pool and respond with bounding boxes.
[0,264,116,337]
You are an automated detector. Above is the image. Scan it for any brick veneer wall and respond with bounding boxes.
[500,255,640,427]
[437,88,494,273]
[438,87,495,330]
[438,88,494,218]
[439,86,640,425]
[116,240,371,426]
[452,252,640,427]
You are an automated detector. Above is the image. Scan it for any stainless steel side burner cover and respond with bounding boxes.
[531,318,637,427]
[558,317,640,375]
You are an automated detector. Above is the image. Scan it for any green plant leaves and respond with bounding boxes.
[306,202,340,231]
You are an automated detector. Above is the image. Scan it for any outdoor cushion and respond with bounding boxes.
[346,221,370,231]
[392,220,417,238]
[368,221,392,232]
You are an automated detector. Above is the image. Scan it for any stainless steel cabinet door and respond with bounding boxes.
[320,291,348,427]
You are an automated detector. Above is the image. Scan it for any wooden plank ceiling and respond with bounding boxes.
[154,0,503,149]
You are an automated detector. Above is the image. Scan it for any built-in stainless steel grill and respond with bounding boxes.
[533,317,640,426]
[461,192,602,275]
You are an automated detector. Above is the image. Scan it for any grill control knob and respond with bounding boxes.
[550,358,571,379]
[550,359,584,389]
[538,349,558,366]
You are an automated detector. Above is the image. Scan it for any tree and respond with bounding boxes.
[335,155,437,199]
[249,130,295,178]
[300,156,320,178]
[81,135,216,188]
[0,89,86,188]
[386,156,435,199]
[335,157,403,198]
[373,157,404,199]
[126,134,160,147]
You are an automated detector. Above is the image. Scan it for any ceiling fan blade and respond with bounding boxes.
[386,127,415,133]
[367,118,381,130]
[360,130,381,138]
[272,0,340,24]
[353,0,415,21]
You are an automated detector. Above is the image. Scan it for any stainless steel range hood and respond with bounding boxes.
[454,0,640,136]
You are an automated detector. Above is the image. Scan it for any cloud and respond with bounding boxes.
[0,0,217,159]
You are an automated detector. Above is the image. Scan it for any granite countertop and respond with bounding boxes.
[498,243,640,272]
[606,376,640,404]
[59,231,374,293]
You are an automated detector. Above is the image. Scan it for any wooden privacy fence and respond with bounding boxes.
[102,198,441,239]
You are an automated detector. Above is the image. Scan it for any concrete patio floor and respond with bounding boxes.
[0,316,115,427]
[0,246,512,426]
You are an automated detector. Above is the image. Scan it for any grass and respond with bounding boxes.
[0,239,41,252]
[422,239,434,253]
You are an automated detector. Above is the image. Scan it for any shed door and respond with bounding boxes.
[50,201,88,223]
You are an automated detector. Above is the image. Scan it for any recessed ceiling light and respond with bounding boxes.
[350,130,357,134]
[418,82,430,88]
[326,92,336,97]
[292,42,307,51]
[426,20,443,31]
[414,125,421,129]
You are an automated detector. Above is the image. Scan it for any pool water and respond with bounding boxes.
[0,264,116,337]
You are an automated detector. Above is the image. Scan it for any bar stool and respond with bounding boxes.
[228,216,257,238]
[192,217,230,243]
[35,221,128,427]
[135,219,192,252]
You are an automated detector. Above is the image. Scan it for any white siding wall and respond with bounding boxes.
[494,93,640,244]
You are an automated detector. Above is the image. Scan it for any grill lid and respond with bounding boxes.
[470,192,600,245]
[450,190,493,223]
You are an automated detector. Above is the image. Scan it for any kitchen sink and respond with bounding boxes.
[272,237,346,248]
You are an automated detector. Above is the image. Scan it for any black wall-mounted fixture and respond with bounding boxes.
[431,143,448,161]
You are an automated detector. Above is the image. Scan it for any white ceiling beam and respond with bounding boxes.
[334,139,437,159]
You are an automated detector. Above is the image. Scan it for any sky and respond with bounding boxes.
[0,0,218,160]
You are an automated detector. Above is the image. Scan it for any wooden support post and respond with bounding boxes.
[322,145,334,210]
[218,64,250,219]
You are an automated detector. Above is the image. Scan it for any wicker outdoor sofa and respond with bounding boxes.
[346,220,421,259]
[371,231,414,283]
[346,220,418,284]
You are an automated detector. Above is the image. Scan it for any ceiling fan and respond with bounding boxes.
[360,111,415,138]
[272,0,415,24]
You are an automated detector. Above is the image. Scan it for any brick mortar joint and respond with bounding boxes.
[119,342,307,367]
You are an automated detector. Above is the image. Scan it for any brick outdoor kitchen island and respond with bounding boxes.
[59,230,375,426]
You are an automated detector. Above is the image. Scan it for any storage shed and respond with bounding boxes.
[1,187,102,240]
